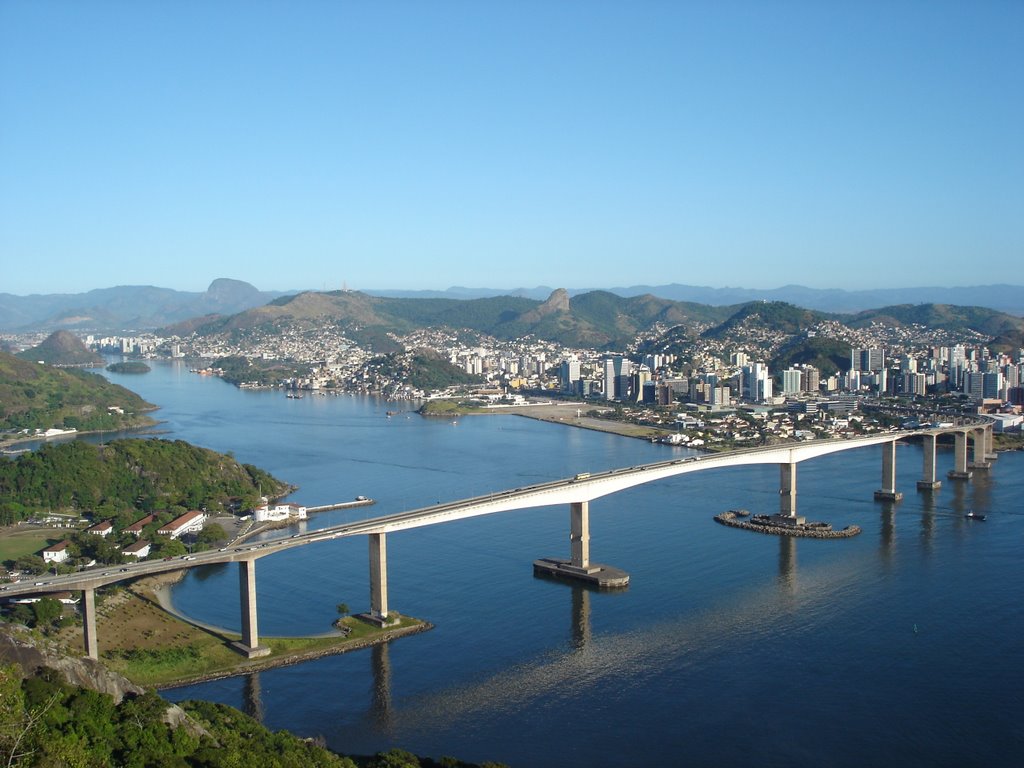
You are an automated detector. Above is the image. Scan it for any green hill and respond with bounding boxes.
[847,303,1024,336]
[15,330,103,366]
[0,351,156,433]
[0,438,287,523]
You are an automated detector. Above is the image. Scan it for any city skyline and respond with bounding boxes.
[2,2,1021,296]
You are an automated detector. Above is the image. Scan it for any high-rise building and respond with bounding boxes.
[782,368,802,395]
[603,356,632,400]
[742,363,772,403]
[560,359,581,392]
[851,347,885,372]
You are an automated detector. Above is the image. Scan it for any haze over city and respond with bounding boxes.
[2,2,1022,296]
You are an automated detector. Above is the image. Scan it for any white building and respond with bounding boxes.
[42,540,71,564]
[122,540,152,559]
[157,510,207,539]
[254,503,308,522]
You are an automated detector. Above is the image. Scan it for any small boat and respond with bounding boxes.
[965,510,987,521]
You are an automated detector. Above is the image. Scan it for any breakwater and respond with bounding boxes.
[714,511,861,538]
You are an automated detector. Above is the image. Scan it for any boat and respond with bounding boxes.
[965,510,987,521]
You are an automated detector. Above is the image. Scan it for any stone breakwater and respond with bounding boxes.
[714,511,861,539]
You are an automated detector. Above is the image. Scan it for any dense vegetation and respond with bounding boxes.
[212,355,312,387]
[105,362,150,374]
[368,350,482,391]
[0,439,287,525]
[0,352,156,433]
[769,336,852,377]
[0,664,505,768]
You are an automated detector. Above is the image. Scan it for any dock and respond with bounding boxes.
[306,498,375,514]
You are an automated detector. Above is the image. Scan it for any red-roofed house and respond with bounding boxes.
[157,510,207,539]
[124,514,156,537]
[122,540,152,559]
[85,520,113,537]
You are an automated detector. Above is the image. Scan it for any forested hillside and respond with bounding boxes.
[0,352,156,433]
[0,439,287,524]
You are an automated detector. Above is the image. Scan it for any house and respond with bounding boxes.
[41,540,71,564]
[122,540,151,559]
[157,510,207,539]
[254,503,307,522]
[85,520,113,537]
[124,514,156,537]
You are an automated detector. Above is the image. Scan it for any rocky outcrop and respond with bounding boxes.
[0,624,142,703]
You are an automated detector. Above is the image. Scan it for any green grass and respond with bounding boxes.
[104,614,425,688]
[0,527,60,564]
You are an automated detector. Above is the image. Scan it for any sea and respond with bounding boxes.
[93,360,1022,767]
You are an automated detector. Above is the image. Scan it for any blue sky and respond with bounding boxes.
[2,1,1021,296]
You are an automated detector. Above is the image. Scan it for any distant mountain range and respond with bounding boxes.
[0,278,287,332]
[366,283,1024,316]
[0,279,1020,333]
[171,288,1024,357]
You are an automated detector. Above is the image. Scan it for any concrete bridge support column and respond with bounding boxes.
[779,463,797,517]
[970,427,991,470]
[917,434,941,491]
[874,440,903,502]
[233,559,270,658]
[985,425,998,461]
[948,431,972,480]
[82,587,98,661]
[570,501,590,569]
[368,533,395,626]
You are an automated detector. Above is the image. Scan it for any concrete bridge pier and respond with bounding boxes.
[947,431,972,481]
[874,440,903,502]
[233,559,270,658]
[917,434,941,491]
[570,500,590,568]
[779,462,798,517]
[82,587,98,660]
[984,425,998,461]
[366,532,398,626]
[533,501,629,588]
[969,427,991,471]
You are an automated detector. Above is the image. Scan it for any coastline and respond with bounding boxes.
[108,572,432,689]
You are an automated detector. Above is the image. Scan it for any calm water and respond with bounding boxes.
[101,362,1023,767]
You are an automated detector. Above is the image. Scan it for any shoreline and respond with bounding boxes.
[124,572,432,689]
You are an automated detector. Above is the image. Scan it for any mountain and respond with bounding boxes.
[16,330,104,366]
[0,279,287,332]
[178,289,737,351]
[366,283,1024,316]
[4,281,1021,333]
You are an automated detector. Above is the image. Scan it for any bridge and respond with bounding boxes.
[1,424,997,659]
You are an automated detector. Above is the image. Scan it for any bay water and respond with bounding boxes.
[100,361,1023,767]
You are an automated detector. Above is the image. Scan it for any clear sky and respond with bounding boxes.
[2,1,1021,296]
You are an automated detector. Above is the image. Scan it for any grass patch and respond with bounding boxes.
[55,579,428,688]
[0,526,61,564]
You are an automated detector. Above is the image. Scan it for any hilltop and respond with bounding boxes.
[15,330,103,366]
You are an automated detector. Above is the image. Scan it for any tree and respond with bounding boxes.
[32,597,63,629]
[336,603,350,618]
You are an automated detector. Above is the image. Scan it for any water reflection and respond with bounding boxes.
[879,502,896,563]
[243,672,264,721]
[777,536,797,595]
[570,587,591,651]
[370,643,393,734]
